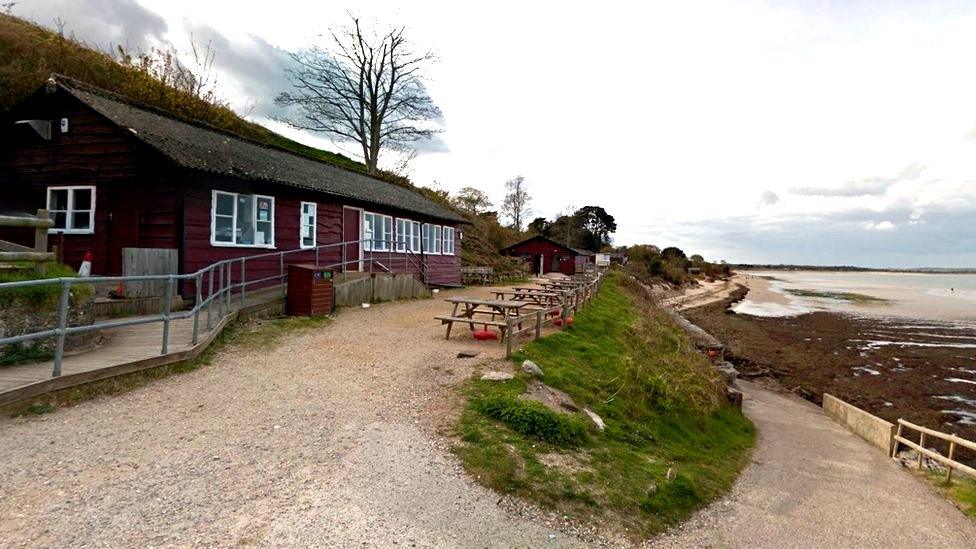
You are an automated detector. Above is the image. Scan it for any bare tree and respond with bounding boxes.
[451,187,493,214]
[275,15,442,173]
[501,176,531,233]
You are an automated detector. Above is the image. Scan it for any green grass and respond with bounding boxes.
[0,263,92,308]
[924,471,976,519]
[784,288,889,304]
[455,274,755,539]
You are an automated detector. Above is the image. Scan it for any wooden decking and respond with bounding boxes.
[0,289,283,407]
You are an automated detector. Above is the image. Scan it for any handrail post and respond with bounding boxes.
[192,272,202,345]
[315,246,320,267]
[226,262,232,312]
[52,279,70,377]
[342,242,347,273]
[280,253,286,298]
[207,267,215,330]
[240,257,246,307]
[161,275,174,354]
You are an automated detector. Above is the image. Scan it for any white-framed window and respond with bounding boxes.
[363,211,393,251]
[395,219,423,253]
[46,186,95,234]
[442,226,455,255]
[211,190,275,248]
[423,223,442,254]
[300,201,317,248]
[411,221,421,253]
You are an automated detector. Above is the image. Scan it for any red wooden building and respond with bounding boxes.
[0,77,466,292]
[501,235,594,276]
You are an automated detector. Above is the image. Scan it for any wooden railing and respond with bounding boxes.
[892,419,976,482]
[0,209,54,274]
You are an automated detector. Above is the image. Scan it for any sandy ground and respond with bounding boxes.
[662,277,743,311]
[0,286,597,548]
[646,380,976,548]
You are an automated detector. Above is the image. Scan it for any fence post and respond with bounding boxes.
[161,275,174,355]
[947,440,956,483]
[240,258,246,308]
[917,432,926,469]
[505,317,514,358]
[280,253,286,298]
[34,209,50,276]
[192,272,202,345]
[52,279,70,377]
[891,421,903,458]
[207,267,214,331]
[342,242,347,273]
[535,311,542,340]
[561,303,569,329]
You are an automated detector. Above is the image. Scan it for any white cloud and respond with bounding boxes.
[864,220,896,231]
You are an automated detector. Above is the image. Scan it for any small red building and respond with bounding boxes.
[0,77,466,293]
[501,235,594,276]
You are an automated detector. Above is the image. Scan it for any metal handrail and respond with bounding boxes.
[0,236,437,378]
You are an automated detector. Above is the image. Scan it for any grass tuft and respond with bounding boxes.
[472,393,589,447]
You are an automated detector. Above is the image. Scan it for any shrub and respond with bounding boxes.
[638,473,701,521]
[472,394,589,447]
[0,263,91,308]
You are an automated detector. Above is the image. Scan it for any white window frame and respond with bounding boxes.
[442,226,455,255]
[300,201,317,249]
[46,185,96,234]
[363,211,393,252]
[210,190,276,249]
[411,221,421,253]
[396,218,411,252]
[423,223,442,255]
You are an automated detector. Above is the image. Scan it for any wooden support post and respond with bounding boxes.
[34,209,49,275]
[535,311,543,340]
[505,317,514,358]
[917,432,926,469]
[947,440,956,483]
[892,422,903,458]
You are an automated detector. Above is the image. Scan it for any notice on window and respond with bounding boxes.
[257,199,271,221]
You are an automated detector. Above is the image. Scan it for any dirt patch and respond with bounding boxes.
[684,288,976,456]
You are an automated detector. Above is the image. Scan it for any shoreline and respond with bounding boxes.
[682,287,976,453]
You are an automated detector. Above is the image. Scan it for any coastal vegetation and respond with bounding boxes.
[623,244,730,286]
[454,274,755,539]
[784,289,889,304]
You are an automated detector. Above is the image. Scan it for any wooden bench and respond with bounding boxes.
[461,266,495,285]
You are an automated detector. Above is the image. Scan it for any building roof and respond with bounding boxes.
[500,234,592,256]
[50,77,466,224]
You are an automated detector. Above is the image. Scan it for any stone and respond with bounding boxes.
[480,371,514,381]
[522,360,544,377]
[582,408,605,431]
[518,381,578,413]
[457,350,480,358]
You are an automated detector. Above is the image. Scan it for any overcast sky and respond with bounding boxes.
[12,0,976,267]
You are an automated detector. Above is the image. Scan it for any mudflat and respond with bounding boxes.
[685,286,976,448]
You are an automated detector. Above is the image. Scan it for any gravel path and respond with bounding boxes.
[646,379,976,548]
[0,288,592,548]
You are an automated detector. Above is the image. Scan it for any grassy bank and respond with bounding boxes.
[454,274,755,539]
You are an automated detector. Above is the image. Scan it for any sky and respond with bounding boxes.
[11,0,976,267]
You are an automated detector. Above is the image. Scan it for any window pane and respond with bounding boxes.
[255,220,272,245]
[236,196,254,245]
[52,211,67,230]
[256,197,273,222]
[215,193,234,216]
[49,189,68,210]
[71,211,91,230]
[73,188,92,210]
[214,216,234,242]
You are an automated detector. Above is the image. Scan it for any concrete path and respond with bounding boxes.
[647,380,976,548]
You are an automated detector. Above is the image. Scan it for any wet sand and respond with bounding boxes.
[685,286,976,454]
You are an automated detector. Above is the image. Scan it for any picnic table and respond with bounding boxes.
[435,297,532,340]
[492,290,564,308]
[511,286,555,293]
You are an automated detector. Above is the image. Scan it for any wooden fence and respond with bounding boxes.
[0,209,54,274]
[892,418,976,482]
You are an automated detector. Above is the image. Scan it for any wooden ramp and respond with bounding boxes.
[0,290,282,408]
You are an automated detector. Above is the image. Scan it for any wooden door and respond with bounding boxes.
[107,187,141,275]
[342,207,361,271]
